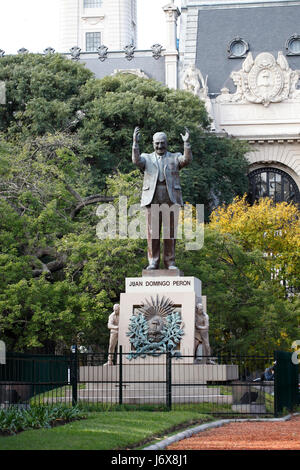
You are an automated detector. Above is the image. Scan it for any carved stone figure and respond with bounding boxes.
[216,51,300,106]
[132,127,192,270]
[104,304,120,366]
[182,64,216,130]
[182,64,203,97]
[194,303,214,364]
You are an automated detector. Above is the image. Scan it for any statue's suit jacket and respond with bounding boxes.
[132,148,192,207]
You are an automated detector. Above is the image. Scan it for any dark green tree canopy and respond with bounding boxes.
[2,53,289,354]
[0,54,249,210]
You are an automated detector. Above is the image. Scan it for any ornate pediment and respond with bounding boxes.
[217,52,300,106]
[112,69,149,79]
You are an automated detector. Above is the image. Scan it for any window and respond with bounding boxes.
[286,34,300,55]
[227,37,249,58]
[86,32,101,52]
[84,0,102,7]
[248,168,300,205]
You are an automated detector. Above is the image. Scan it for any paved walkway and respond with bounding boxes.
[167,416,300,450]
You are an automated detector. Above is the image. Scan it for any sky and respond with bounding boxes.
[0,0,181,54]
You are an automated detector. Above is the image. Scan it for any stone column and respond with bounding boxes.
[163,2,180,89]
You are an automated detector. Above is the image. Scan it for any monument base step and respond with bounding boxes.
[142,269,184,277]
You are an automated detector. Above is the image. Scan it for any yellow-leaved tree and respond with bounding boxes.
[210,196,300,292]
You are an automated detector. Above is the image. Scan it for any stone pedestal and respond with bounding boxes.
[118,273,203,364]
[77,363,239,404]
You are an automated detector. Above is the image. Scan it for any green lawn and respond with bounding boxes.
[0,411,212,450]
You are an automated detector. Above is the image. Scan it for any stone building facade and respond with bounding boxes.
[179,0,300,203]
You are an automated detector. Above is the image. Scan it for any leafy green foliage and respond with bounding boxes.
[176,228,300,355]
[1,53,294,355]
[0,404,85,435]
[0,54,249,207]
[0,54,92,137]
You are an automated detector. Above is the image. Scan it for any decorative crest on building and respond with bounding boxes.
[97,45,108,61]
[151,44,163,60]
[70,46,81,61]
[124,44,135,61]
[17,48,29,55]
[217,51,300,106]
[44,47,56,55]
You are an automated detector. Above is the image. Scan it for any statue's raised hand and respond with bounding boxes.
[180,127,190,143]
[133,126,140,145]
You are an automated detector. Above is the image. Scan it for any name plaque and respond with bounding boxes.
[125,276,201,294]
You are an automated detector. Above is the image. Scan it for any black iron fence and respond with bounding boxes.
[2,349,294,416]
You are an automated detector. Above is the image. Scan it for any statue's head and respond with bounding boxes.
[196,303,204,314]
[113,304,120,315]
[153,132,168,156]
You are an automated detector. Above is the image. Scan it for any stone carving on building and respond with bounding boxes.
[216,51,300,106]
[113,69,149,79]
[126,295,184,360]
[44,47,55,55]
[97,45,108,61]
[182,64,216,130]
[81,17,104,26]
[17,48,29,55]
[124,44,135,61]
[70,46,81,61]
[0,50,5,58]
[151,43,163,60]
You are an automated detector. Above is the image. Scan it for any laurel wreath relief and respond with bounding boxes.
[126,296,184,360]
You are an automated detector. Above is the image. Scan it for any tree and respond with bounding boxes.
[78,73,250,211]
[0,54,252,351]
[209,196,300,291]
[0,53,92,137]
[176,228,300,355]
[0,54,250,212]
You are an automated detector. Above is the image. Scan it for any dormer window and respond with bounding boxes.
[227,37,249,58]
[286,34,300,55]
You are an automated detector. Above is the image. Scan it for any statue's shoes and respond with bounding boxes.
[146,264,158,270]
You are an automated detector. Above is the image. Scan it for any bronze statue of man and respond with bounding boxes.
[132,127,192,270]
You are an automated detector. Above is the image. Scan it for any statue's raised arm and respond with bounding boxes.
[132,126,145,169]
[179,127,192,169]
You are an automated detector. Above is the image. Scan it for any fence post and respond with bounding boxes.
[166,351,172,411]
[119,345,123,406]
[70,345,78,406]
